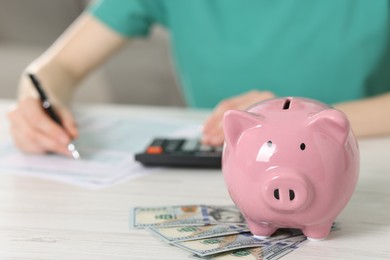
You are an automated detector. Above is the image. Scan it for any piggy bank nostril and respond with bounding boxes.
[289,190,295,201]
[274,189,280,200]
[273,189,295,201]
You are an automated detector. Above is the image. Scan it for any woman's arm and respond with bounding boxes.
[202,91,390,146]
[334,92,390,138]
[8,12,128,156]
[19,12,127,104]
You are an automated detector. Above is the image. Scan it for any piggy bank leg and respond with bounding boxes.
[246,219,277,239]
[302,222,333,241]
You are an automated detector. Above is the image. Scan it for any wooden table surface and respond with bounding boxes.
[0,99,389,259]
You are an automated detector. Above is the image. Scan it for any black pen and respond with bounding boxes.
[28,73,81,160]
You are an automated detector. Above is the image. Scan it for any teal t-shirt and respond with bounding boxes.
[89,0,390,108]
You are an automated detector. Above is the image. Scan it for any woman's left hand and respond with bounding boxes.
[202,90,276,146]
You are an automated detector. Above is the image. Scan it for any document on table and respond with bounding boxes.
[0,114,201,189]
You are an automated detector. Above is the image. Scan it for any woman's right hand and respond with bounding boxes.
[5,11,127,157]
[7,97,78,157]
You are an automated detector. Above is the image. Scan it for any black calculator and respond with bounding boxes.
[135,138,222,168]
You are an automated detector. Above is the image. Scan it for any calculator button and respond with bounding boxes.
[146,146,163,154]
[181,139,199,152]
[165,140,183,152]
[215,146,224,153]
[199,144,213,152]
[150,139,165,147]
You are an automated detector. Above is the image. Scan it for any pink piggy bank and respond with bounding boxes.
[222,97,359,241]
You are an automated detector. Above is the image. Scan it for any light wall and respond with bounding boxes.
[0,0,185,107]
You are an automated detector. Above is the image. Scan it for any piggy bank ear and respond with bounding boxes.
[223,110,263,147]
[307,109,350,144]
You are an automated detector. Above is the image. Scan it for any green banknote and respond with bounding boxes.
[148,224,249,243]
[174,229,306,257]
[191,237,307,259]
[130,205,244,229]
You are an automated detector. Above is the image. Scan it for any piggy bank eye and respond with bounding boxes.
[300,143,306,150]
[256,140,277,162]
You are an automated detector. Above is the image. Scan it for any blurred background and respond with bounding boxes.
[0,0,185,106]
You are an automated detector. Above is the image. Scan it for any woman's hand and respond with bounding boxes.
[7,97,78,156]
[6,12,127,156]
[202,90,276,146]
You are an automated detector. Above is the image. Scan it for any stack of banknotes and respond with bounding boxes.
[130,205,337,259]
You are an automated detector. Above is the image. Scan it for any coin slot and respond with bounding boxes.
[283,99,291,110]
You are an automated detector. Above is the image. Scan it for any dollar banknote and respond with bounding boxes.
[174,229,306,257]
[147,224,250,243]
[130,205,340,259]
[130,205,244,229]
[190,237,307,259]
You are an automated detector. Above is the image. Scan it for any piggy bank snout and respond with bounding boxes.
[263,172,313,213]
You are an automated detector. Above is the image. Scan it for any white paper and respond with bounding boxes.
[0,114,201,189]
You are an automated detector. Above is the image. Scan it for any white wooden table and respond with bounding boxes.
[0,99,389,259]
